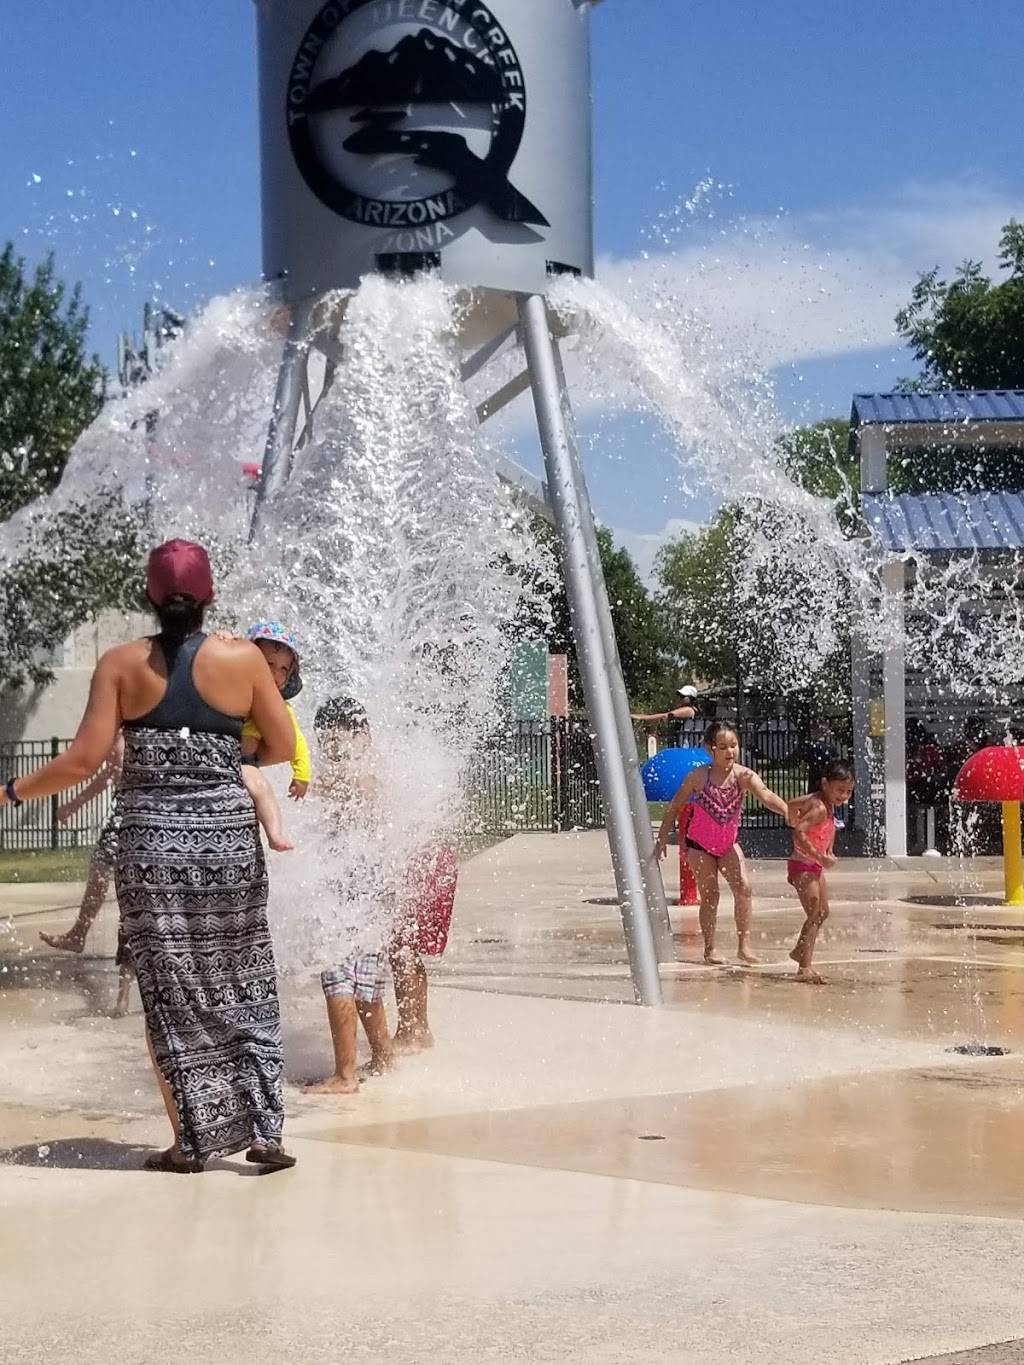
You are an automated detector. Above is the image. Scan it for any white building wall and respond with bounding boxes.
[0,609,150,744]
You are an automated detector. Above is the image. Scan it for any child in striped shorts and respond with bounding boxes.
[303,697,394,1096]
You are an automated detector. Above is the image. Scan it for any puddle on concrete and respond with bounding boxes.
[331,1061,1024,1218]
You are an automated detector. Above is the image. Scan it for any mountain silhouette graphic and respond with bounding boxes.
[308,28,504,112]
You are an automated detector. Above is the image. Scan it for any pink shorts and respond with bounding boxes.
[787,859,823,885]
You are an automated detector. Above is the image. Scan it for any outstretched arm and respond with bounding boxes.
[741,768,791,822]
[1,657,122,805]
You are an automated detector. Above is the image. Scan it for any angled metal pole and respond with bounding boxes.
[519,292,662,1005]
[550,338,675,962]
[250,298,315,542]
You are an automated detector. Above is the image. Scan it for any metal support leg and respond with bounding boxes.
[550,340,675,962]
[519,293,662,1005]
[250,299,315,542]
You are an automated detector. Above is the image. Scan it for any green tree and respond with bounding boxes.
[0,244,105,520]
[895,220,1024,389]
[524,516,680,710]
[0,490,147,688]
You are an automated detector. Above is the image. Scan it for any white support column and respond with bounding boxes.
[881,558,908,859]
[857,421,891,850]
[850,627,872,837]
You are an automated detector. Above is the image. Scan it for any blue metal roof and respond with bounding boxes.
[851,391,1024,429]
[863,491,1024,553]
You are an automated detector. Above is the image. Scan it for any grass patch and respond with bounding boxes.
[0,848,93,883]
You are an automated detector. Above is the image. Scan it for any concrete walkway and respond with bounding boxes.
[2,834,1024,1364]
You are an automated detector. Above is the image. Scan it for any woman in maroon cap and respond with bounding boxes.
[0,539,297,1173]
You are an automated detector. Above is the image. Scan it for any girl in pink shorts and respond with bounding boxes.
[786,760,856,984]
[655,722,792,966]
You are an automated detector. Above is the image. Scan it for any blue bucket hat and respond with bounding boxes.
[247,620,303,700]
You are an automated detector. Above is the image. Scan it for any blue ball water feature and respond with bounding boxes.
[641,746,710,801]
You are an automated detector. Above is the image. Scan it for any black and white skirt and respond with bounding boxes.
[115,727,284,1162]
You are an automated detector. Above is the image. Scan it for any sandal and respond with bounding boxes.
[143,1147,205,1175]
[245,1144,297,1171]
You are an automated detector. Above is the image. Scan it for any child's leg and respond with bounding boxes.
[355,954,394,1075]
[720,846,758,964]
[39,854,112,952]
[389,943,433,1051]
[788,874,829,983]
[356,1000,395,1073]
[687,848,723,964]
[240,765,293,853]
[304,971,359,1094]
[112,963,133,1017]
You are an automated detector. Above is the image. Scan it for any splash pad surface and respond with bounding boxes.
[5,841,1024,1364]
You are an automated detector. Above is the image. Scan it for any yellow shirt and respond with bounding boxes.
[241,703,312,784]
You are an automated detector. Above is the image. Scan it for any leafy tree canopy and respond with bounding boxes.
[895,219,1024,390]
[0,244,105,521]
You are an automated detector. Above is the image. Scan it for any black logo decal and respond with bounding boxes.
[287,1,548,230]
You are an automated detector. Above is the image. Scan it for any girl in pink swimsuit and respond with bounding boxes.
[786,760,856,984]
[655,723,792,966]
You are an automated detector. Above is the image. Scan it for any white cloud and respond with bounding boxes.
[610,516,703,585]
[596,178,1023,371]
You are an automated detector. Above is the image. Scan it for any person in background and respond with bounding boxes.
[390,846,458,1054]
[633,685,701,746]
[39,734,134,1015]
[801,719,839,794]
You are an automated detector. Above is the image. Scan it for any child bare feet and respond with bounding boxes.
[357,1051,395,1080]
[795,967,826,985]
[702,952,725,966]
[392,1028,435,1056]
[39,929,86,954]
[303,1074,359,1095]
[737,946,760,965]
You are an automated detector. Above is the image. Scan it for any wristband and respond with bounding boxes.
[5,778,22,807]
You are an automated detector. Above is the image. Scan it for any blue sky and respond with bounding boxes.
[3,0,1023,556]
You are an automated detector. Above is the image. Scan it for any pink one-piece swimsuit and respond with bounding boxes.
[787,803,835,882]
[687,773,743,858]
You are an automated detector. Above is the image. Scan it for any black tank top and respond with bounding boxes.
[124,632,244,739]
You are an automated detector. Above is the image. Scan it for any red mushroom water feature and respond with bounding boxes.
[953,745,1024,905]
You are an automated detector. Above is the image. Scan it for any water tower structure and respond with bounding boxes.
[249,0,668,1004]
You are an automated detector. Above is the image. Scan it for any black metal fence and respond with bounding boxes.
[0,740,115,851]
[633,711,855,832]
[470,718,603,834]
[1,710,854,851]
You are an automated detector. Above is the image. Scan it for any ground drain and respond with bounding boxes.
[946,1043,1010,1057]
[637,1134,666,1141]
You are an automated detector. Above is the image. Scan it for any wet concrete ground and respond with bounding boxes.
[3,834,1024,1364]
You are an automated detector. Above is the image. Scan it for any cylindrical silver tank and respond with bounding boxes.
[255,0,594,301]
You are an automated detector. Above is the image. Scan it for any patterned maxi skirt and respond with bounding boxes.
[115,728,284,1162]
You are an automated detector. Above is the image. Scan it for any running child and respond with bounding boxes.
[786,759,855,984]
[654,721,792,965]
[239,621,312,852]
[304,696,394,1095]
[39,734,133,1015]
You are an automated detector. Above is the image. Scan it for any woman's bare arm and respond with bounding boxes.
[739,767,791,822]
[2,655,122,804]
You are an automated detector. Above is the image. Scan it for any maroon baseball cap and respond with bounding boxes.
[145,539,215,607]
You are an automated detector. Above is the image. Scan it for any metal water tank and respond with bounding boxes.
[254,0,595,300]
